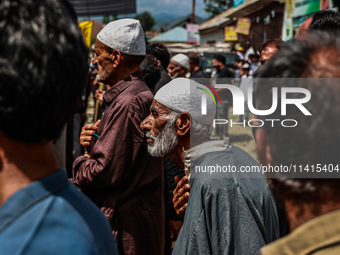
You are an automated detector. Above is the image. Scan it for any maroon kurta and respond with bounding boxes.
[73,72,164,255]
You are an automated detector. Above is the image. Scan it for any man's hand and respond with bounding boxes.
[172,176,190,220]
[94,89,105,102]
[80,120,100,152]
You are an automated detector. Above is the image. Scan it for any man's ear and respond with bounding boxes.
[175,112,191,137]
[111,50,121,68]
[255,128,272,166]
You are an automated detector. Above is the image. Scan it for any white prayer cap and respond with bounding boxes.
[154,78,216,125]
[97,19,146,56]
[171,54,189,70]
[242,62,250,69]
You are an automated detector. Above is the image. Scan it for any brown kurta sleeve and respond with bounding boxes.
[73,90,151,204]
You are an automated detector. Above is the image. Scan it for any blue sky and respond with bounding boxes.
[137,0,208,19]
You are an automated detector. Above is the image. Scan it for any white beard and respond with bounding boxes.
[146,120,178,157]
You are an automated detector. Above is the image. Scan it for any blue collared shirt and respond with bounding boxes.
[0,168,119,255]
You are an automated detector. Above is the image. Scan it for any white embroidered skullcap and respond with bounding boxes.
[171,54,190,70]
[154,78,216,125]
[97,19,146,56]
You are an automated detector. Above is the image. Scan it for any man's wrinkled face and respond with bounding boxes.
[92,40,114,83]
[168,61,181,78]
[140,100,178,157]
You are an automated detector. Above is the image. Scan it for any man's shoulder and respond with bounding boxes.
[262,209,340,255]
[219,67,234,78]
[154,70,172,93]
[196,144,258,168]
[0,183,117,255]
[191,145,264,191]
[55,184,111,228]
[118,77,153,105]
[52,185,116,245]
[160,69,172,83]
[192,68,208,78]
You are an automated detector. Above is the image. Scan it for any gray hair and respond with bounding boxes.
[191,119,213,141]
[168,110,180,126]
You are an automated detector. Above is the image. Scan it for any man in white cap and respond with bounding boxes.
[73,19,164,255]
[168,53,189,78]
[140,78,279,255]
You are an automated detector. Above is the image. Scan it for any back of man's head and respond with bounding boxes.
[187,52,200,66]
[0,0,88,143]
[310,10,340,31]
[298,10,340,36]
[255,31,340,205]
[147,43,170,70]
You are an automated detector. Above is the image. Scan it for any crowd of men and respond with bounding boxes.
[0,1,340,254]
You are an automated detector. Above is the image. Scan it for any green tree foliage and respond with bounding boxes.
[204,0,233,19]
[102,15,118,25]
[135,11,156,31]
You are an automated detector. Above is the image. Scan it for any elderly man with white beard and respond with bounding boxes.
[140,78,279,255]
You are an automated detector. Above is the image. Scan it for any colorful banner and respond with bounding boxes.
[186,24,200,43]
[224,26,238,41]
[235,18,251,35]
[233,0,245,8]
[79,20,94,47]
[290,0,333,18]
[286,0,295,18]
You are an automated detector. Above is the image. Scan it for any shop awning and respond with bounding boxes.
[199,0,282,32]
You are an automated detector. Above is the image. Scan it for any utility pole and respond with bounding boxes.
[191,0,196,23]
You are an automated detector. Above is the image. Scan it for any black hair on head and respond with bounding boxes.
[213,54,226,65]
[310,10,340,31]
[147,43,170,70]
[0,0,89,143]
